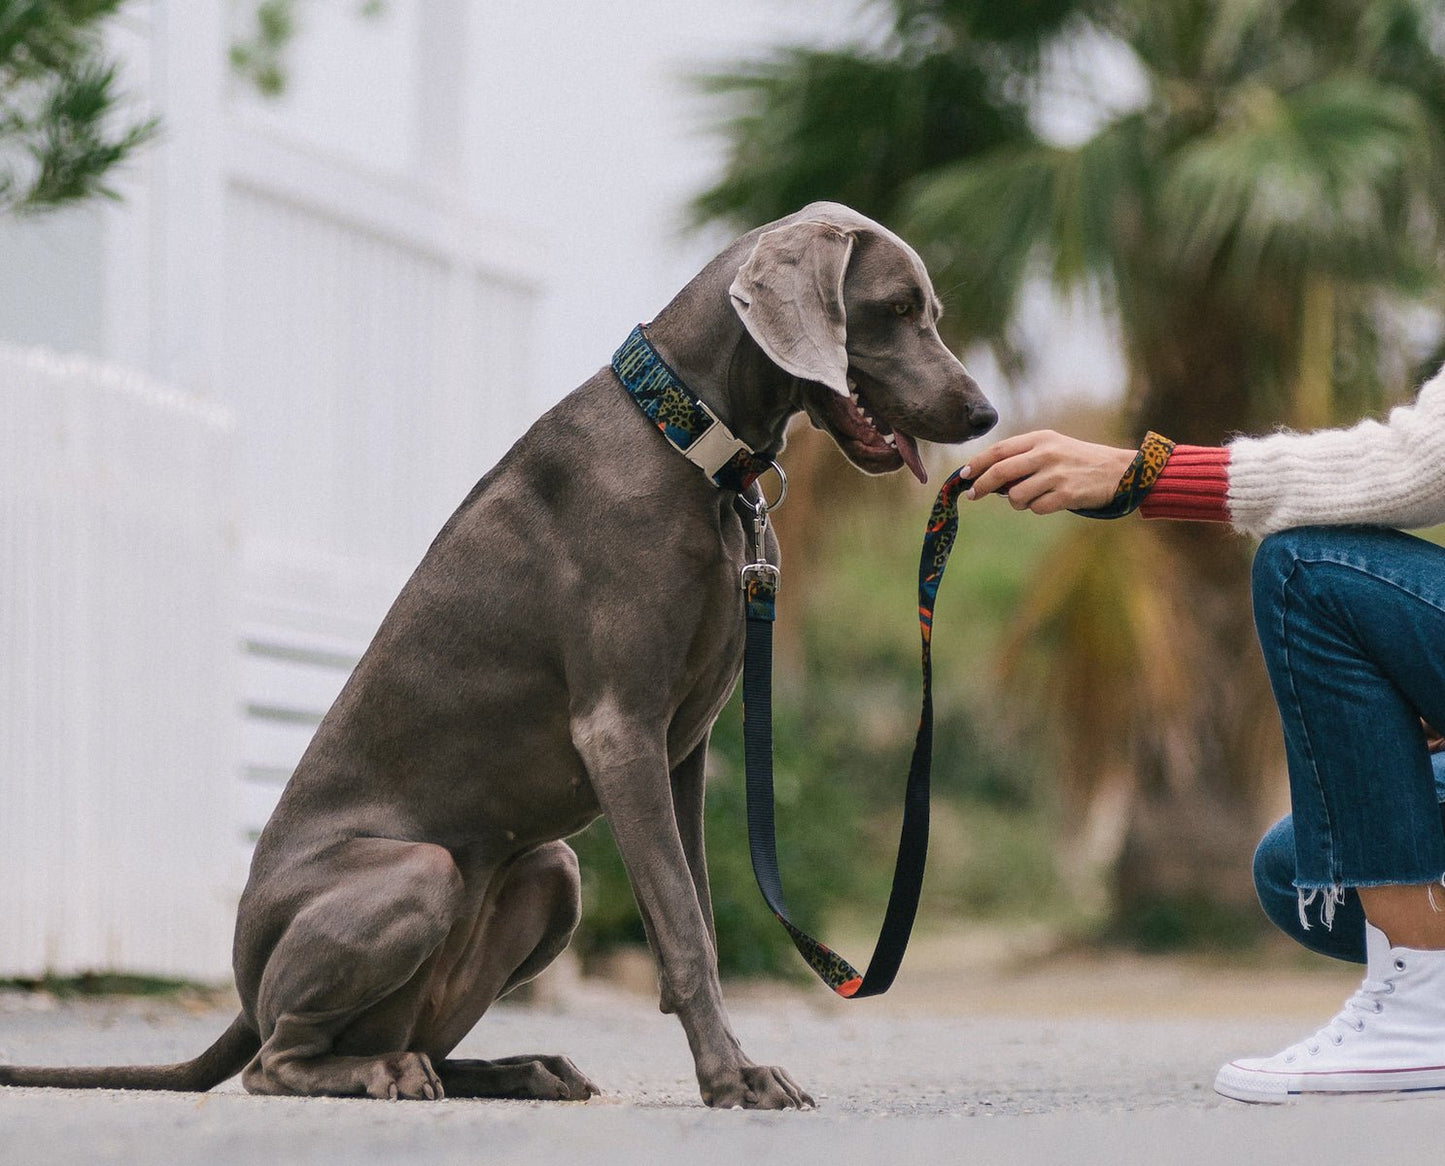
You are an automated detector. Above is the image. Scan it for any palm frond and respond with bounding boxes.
[902,112,1148,343]
[1160,77,1441,290]
[903,144,1057,340]
[888,0,1106,64]
[692,45,1031,233]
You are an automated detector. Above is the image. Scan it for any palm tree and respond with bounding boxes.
[696,0,1445,934]
[694,0,1094,670]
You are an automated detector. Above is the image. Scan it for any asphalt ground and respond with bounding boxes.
[2,942,1442,1165]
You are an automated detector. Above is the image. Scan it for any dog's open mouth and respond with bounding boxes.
[810,375,928,484]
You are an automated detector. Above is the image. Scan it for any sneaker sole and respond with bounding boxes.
[1215,1061,1445,1104]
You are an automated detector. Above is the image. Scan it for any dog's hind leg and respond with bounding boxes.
[419,842,599,1100]
[239,838,462,1099]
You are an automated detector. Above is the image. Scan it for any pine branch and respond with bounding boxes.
[0,0,156,214]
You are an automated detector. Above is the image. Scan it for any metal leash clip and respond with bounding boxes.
[739,462,786,623]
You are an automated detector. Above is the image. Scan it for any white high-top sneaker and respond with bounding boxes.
[1215,923,1445,1103]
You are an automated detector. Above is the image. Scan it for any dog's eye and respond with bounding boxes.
[892,302,911,317]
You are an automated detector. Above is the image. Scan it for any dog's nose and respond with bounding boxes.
[968,400,998,436]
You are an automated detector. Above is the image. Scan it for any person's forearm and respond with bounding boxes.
[962,361,1445,535]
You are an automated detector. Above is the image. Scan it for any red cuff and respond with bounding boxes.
[1139,445,1231,523]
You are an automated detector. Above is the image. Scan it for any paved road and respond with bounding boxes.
[2,959,1442,1165]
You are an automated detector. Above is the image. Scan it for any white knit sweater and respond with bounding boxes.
[1227,363,1445,538]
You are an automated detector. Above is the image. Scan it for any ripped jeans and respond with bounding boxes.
[1250,527,1445,964]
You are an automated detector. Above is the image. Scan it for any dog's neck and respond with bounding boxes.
[644,257,802,461]
[612,325,777,493]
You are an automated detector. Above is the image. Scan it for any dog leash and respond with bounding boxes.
[741,467,973,997]
[610,326,1166,994]
[740,433,1177,995]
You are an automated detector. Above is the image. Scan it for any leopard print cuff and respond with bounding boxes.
[1070,431,1176,520]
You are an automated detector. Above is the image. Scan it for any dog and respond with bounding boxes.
[0,202,996,1108]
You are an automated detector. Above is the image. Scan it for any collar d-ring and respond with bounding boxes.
[741,460,788,517]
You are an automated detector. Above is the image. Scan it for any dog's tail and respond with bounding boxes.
[0,1011,258,1091]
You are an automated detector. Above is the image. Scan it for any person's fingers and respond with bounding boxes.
[962,432,1051,487]
[1005,471,1055,511]
[967,444,1049,500]
[1024,487,1071,516]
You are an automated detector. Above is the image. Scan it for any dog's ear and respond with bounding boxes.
[729,221,853,396]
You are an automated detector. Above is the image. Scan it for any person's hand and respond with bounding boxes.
[962,430,1137,515]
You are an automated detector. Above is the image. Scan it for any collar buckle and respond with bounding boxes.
[683,403,752,480]
[612,323,770,491]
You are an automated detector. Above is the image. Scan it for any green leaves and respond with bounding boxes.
[903,115,1148,342]
[0,0,157,213]
[228,1,392,99]
[229,0,297,99]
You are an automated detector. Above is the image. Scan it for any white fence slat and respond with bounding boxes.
[0,346,239,980]
[242,650,353,717]
[235,624,362,854]
[238,717,317,777]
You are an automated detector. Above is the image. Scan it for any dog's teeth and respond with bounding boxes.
[884,434,897,447]
[847,377,857,391]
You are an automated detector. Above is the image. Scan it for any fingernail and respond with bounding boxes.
[964,487,976,500]
[960,465,971,477]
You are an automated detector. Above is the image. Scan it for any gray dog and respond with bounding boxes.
[1,202,995,1109]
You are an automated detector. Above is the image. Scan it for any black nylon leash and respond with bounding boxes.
[741,468,972,997]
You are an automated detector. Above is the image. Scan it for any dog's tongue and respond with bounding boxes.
[895,431,927,484]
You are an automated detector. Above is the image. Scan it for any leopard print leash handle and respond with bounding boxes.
[742,470,971,997]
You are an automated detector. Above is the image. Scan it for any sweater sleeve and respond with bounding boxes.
[1139,445,1231,523]
[1225,362,1445,539]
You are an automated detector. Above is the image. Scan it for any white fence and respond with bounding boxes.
[0,1,547,982]
[0,346,239,980]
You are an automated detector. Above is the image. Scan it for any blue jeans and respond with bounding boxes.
[1250,527,1445,963]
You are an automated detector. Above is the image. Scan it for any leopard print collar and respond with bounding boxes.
[611,324,772,492]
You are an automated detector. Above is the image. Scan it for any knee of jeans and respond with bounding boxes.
[1251,528,1323,592]
[1252,531,1302,607]
[1250,526,1366,615]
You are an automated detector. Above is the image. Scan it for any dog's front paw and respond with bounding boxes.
[701,1063,815,1110]
[367,1051,444,1100]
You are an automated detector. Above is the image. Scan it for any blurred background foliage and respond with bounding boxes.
[578,0,1445,976]
[0,0,157,213]
[0,1,383,216]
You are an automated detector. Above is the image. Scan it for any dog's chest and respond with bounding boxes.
[663,526,757,764]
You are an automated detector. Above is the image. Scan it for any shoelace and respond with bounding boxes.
[1286,976,1393,1060]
